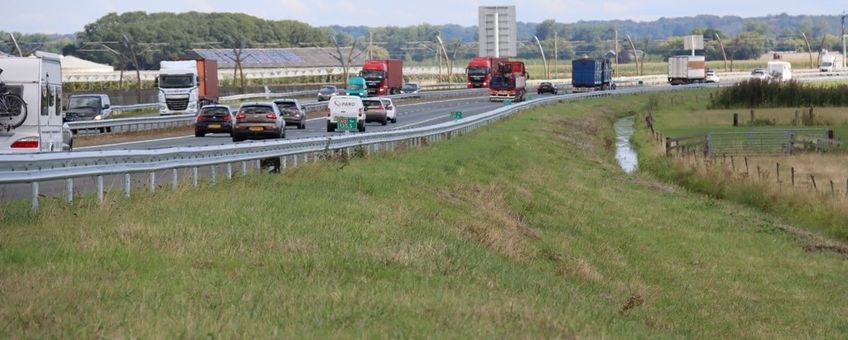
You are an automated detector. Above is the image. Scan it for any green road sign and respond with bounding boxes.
[337,117,358,131]
[504,99,513,105]
[528,95,534,100]
[452,111,463,119]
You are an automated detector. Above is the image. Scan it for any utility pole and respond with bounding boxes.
[8,33,23,57]
[801,32,813,69]
[842,12,846,69]
[554,31,558,79]
[614,30,619,68]
[625,34,639,76]
[122,34,143,104]
[369,31,373,59]
[533,35,549,78]
[715,34,728,72]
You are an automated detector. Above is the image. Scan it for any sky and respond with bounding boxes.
[3,0,845,34]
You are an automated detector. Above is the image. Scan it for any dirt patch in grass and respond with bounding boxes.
[435,184,541,260]
[775,223,848,258]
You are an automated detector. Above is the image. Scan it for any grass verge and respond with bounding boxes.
[2,94,848,338]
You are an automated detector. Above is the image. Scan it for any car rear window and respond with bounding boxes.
[362,100,383,108]
[201,107,230,116]
[241,105,274,114]
[275,102,297,109]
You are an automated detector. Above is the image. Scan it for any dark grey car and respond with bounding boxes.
[273,99,307,130]
[317,85,338,101]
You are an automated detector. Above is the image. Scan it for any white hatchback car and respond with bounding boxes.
[705,70,720,83]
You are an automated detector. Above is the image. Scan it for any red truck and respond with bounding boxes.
[488,60,528,102]
[360,59,403,96]
[466,57,507,88]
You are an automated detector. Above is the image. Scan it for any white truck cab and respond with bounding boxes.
[820,53,837,72]
[0,52,71,153]
[158,60,200,115]
[326,95,365,132]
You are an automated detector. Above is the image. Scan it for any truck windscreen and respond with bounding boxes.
[467,67,489,75]
[361,71,385,80]
[159,75,194,88]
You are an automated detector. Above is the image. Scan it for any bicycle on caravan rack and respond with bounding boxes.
[0,68,28,130]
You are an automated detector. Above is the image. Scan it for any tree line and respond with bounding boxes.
[1,12,844,69]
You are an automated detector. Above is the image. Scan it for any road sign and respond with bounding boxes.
[504,99,513,105]
[452,111,463,119]
[337,117,358,131]
[684,35,704,51]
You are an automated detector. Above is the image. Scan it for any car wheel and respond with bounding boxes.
[232,134,244,142]
[195,131,205,137]
[280,128,286,139]
[381,116,388,126]
[327,121,336,132]
[391,116,397,124]
[299,119,306,129]
[358,121,365,132]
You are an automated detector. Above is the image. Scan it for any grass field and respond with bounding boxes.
[3,94,848,337]
[649,90,848,150]
[635,89,848,241]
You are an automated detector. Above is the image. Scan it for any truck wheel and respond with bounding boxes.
[358,121,365,132]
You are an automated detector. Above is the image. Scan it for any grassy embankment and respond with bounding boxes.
[634,89,848,241]
[2,93,848,338]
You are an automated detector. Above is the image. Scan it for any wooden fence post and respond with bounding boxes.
[744,157,749,174]
[791,167,795,187]
[733,113,739,127]
[810,175,817,192]
[794,109,800,126]
[830,180,836,199]
[749,109,755,125]
[776,163,780,183]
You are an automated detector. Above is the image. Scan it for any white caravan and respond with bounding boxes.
[0,52,71,153]
[767,61,792,81]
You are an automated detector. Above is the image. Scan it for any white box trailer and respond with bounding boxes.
[668,55,706,85]
[767,61,792,81]
[0,52,71,153]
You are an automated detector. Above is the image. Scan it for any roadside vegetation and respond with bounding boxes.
[635,89,848,241]
[2,93,848,337]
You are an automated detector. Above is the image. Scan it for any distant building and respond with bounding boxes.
[478,6,517,58]
[61,55,115,74]
[189,47,367,69]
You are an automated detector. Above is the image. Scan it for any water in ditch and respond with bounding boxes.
[614,116,638,173]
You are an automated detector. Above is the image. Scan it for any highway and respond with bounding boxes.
[0,93,541,202]
[79,95,519,151]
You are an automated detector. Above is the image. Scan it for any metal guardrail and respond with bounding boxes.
[2,84,707,210]
[68,88,486,135]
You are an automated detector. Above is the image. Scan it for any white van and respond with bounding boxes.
[0,52,71,153]
[767,61,792,81]
[326,95,365,132]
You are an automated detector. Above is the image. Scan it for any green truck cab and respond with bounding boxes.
[345,77,367,97]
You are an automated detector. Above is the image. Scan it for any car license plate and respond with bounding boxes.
[249,126,263,132]
[209,124,221,129]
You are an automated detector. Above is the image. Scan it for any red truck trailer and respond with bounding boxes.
[360,59,403,96]
[466,57,507,88]
[488,60,528,102]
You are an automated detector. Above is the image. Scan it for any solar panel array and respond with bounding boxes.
[192,48,367,69]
